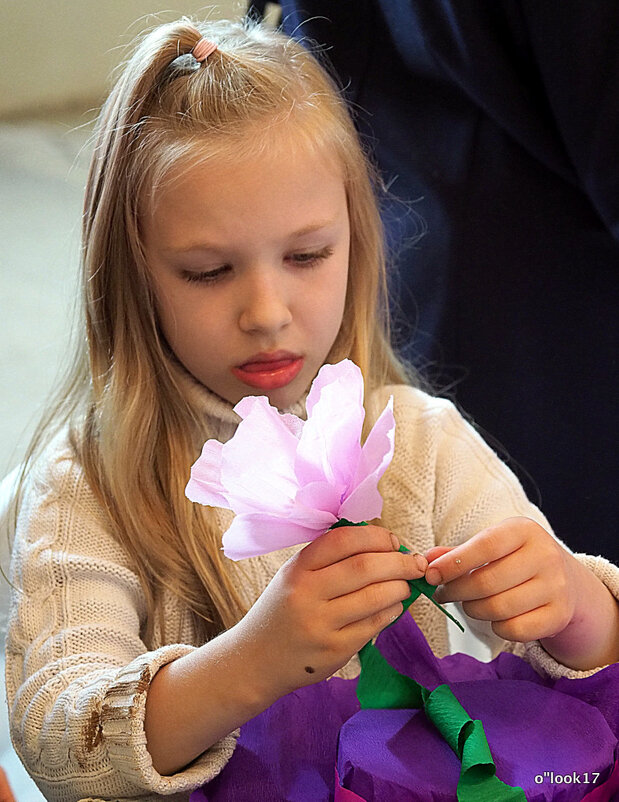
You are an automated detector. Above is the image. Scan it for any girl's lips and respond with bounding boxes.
[231,357,304,390]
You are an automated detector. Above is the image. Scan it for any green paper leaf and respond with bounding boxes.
[425,683,473,754]
[457,718,527,801]
[328,521,464,631]
[357,640,427,710]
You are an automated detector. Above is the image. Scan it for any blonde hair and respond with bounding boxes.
[16,17,416,643]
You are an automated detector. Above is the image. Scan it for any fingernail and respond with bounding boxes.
[426,567,442,586]
[412,552,428,572]
[390,533,400,551]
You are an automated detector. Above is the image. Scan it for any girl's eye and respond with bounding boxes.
[180,247,334,283]
[182,265,231,284]
[288,246,334,267]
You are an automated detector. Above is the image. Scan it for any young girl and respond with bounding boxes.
[6,16,619,802]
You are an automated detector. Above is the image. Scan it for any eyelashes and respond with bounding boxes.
[181,246,335,285]
[287,246,334,268]
[183,264,231,284]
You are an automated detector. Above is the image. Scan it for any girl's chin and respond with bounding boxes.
[255,383,306,411]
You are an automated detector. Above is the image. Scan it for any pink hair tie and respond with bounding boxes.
[192,38,218,63]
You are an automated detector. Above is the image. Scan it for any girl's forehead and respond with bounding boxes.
[143,133,349,250]
[153,126,345,201]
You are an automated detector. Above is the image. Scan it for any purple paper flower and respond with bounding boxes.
[186,359,395,560]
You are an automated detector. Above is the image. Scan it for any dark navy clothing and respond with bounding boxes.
[279,2,619,561]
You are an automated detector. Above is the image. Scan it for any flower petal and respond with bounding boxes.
[305,359,363,418]
[295,480,343,517]
[187,360,396,560]
[338,396,395,522]
[185,439,230,508]
[296,360,365,488]
[222,513,325,560]
[236,394,303,438]
[279,412,305,438]
[222,396,300,514]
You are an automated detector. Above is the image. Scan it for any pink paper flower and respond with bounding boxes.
[186,359,395,560]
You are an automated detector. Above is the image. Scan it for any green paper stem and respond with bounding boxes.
[357,640,526,801]
[335,520,523,798]
[330,518,369,529]
[398,545,465,632]
[329,519,464,632]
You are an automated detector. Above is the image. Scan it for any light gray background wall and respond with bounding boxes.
[0,1,251,116]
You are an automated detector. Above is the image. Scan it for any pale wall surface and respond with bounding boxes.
[0,1,246,116]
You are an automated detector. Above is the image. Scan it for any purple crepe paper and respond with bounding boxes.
[190,677,360,802]
[192,614,619,802]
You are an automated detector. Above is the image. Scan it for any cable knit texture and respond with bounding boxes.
[5,378,618,801]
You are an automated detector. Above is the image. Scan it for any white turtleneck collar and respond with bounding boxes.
[168,355,309,443]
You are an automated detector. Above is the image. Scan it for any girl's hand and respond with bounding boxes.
[146,526,426,775]
[234,525,427,697]
[424,517,619,670]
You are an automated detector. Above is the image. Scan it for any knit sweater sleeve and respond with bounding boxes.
[389,386,619,679]
[5,441,236,802]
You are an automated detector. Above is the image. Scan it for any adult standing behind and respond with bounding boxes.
[276,1,619,562]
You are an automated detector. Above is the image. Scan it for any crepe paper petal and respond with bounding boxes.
[185,440,229,507]
[581,759,619,801]
[193,608,619,801]
[279,411,305,438]
[305,359,364,418]
[296,363,364,488]
[224,398,299,499]
[356,640,527,801]
[234,396,305,442]
[221,513,329,561]
[295,480,344,517]
[337,397,395,522]
[347,396,395,491]
[186,359,399,560]
[334,768,367,802]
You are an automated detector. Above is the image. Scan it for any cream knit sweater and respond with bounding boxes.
[5,380,619,802]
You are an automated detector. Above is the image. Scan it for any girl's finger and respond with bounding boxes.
[320,549,426,600]
[337,601,406,648]
[329,579,412,629]
[490,604,567,643]
[425,545,453,563]
[434,548,535,603]
[299,524,400,571]
[460,576,550,623]
[425,517,532,587]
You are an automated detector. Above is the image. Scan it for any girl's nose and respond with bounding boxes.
[237,270,293,335]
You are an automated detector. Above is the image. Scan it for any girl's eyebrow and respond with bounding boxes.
[289,219,338,238]
[163,242,223,255]
[163,220,340,255]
